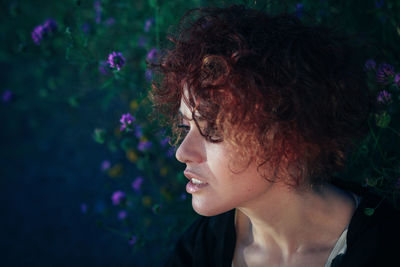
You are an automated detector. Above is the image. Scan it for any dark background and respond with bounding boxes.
[2,0,400,266]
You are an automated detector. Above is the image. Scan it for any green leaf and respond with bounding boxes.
[121,138,134,151]
[364,208,375,216]
[375,111,391,128]
[93,128,106,144]
[148,0,157,8]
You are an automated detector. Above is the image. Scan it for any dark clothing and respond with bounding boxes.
[165,181,400,267]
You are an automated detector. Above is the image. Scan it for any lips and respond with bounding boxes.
[184,170,207,184]
[184,170,209,194]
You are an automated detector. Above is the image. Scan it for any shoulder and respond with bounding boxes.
[164,209,236,267]
[340,190,400,266]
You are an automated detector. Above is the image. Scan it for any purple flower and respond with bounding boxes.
[107,51,126,71]
[364,59,376,71]
[146,48,159,62]
[100,160,111,171]
[137,36,147,48]
[2,90,13,103]
[104,17,115,26]
[111,190,126,205]
[82,22,91,35]
[43,18,57,32]
[375,0,384,8]
[132,176,144,192]
[32,25,45,45]
[98,60,110,75]
[166,147,175,158]
[396,178,400,189]
[94,0,102,24]
[377,90,392,104]
[144,18,155,32]
[128,234,137,245]
[117,210,128,220]
[80,203,88,214]
[135,125,143,138]
[138,140,152,152]
[145,69,153,81]
[376,63,395,84]
[295,3,304,18]
[160,137,170,147]
[31,18,58,45]
[394,73,400,86]
[120,113,135,132]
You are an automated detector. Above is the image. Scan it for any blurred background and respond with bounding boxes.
[1,0,400,266]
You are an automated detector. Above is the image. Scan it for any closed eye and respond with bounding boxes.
[177,124,190,131]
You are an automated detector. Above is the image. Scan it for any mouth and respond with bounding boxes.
[184,171,209,193]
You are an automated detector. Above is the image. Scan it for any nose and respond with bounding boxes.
[175,128,205,164]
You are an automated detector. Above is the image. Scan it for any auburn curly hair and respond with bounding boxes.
[149,5,371,188]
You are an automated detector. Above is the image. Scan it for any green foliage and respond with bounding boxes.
[3,0,400,264]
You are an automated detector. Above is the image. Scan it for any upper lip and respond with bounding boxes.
[184,170,207,183]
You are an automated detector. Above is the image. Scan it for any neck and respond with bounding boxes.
[235,182,356,260]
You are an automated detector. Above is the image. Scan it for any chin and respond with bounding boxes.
[191,197,231,217]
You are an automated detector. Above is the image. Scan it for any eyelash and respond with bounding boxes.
[177,124,190,132]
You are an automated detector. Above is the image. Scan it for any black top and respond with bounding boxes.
[165,182,400,267]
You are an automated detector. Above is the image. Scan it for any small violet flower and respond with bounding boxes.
[166,147,175,158]
[376,63,395,84]
[94,0,102,24]
[100,160,111,171]
[107,51,126,71]
[145,69,153,81]
[394,73,400,86]
[120,113,135,132]
[80,203,88,214]
[104,17,115,26]
[364,59,376,71]
[111,190,126,205]
[31,18,58,45]
[2,90,13,103]
[144,18,155,32]
[377,90,392,105]
[295,3,304,18]
[138,140,153,152]
[82,22,91,35]
[132,176,144,192]
[137,36,147,48]
[98,60,110,75]
[129,234,137,245]
[375,0,384,8]
[135,125,143,138]
[160,137,170,147]
[396,177,400,189]
[117,210,127,220]
[146,48,159,62]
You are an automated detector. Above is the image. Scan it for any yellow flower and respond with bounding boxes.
[126,149,138,163]
[142,196,152,207]
[114,127,122,138]
[130,100,139,111]
[160,186,173,202]
[160,167,168,176]
[108,163,123,178]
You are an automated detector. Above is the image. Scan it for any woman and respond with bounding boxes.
[150,5,400,267]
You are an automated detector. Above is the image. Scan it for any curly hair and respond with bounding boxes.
[150,5,371,188]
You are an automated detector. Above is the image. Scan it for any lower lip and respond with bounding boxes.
[186,180,209,194]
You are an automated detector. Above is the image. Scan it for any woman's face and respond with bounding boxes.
[176,97,278,216]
